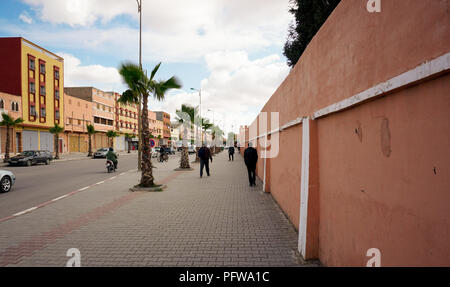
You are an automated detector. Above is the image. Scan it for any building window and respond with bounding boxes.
[78,119,81,125]
[30,106,36,116]
[40,85,46,95]
[29,59,35,70]
[54,70,59,79]
[108,119,113,126]
[40,107,46,117]
[40,63,46,74]
[94,117,100,124]
[30,82,35,93]
[55,90,60,99]
[68,99,72,104]
[68,118,73,124]
[101,118,106,125]
[55,110,60,119]
[0,99,3,109]
[11,102,15,110]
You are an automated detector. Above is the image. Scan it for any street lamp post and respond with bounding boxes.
[136,0,142,171]
[190,88,201,145]
[208,108,214,150]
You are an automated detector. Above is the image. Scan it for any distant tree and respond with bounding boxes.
[49,123,64,159]
[106,130,118,148]
[0,113,23,162]
[283,0,341,67]
[87,124,96,157]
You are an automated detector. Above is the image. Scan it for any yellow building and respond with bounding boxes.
[0,37,64,153]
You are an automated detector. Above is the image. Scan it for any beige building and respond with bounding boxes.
[65,87,115,149]
[0,92,22,156]
[62,93,92,153]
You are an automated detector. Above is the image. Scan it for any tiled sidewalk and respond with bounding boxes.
[0,151,308,266]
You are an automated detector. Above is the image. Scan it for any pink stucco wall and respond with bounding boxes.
[240,0,450,266]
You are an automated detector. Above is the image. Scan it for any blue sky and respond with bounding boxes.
[0,0,292,134]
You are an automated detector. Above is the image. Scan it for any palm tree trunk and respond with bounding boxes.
[127,138,131,153]
[3,126,10,163]
[88,134,92,156]
[54,134,59,159]
[139,94,154,187]
[180,126,190,168]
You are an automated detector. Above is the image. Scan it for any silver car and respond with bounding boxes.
[0,170,15,193]
[93,148,109,158]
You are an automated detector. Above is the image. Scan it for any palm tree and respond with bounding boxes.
[106,130,118,148]
[49,123,64,159]
[202,119,213,142]
[87,124,96,157]
[124,133,135,153]
[119,62,181,187]
[175,104,198,169]
[0,113,23,163]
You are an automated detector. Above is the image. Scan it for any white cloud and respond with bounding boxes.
[18,12,33,24]
[59,52,125,92]
[18,0,292,62]
[148,51,290,133]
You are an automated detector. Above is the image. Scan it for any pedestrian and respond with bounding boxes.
[198,144,213,178]
[244,143,258,186]
[228,146,235,161]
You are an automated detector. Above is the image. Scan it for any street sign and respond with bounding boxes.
[150,139,155,147]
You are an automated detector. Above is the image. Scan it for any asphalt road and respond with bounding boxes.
[0,153,140,219]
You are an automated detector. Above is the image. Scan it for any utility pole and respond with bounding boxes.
[136,0,142,171]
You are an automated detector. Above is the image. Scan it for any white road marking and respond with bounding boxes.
[51,194,69,201]
[0,168,136,223]
[13,207,37,217]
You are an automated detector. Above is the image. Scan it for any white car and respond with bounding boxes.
[0,170,15,193]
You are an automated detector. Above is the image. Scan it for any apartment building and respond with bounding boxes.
[0,92,22,155]
[64,87,114,150]
[112,92,138,151]
[0,37,64,153]
[155,111,171,146]
[62,93,92,153]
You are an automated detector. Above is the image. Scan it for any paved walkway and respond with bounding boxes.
[0,151,308,266]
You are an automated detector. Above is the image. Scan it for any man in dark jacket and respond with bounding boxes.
[106,147,118,169]
[228,146,235,161]
[198,145,213,178]
[244,143,258,186]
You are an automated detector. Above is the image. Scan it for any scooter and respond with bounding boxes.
[158,153,169,162]
[106,160,116,173]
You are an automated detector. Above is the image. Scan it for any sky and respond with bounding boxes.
[0,0,293,134]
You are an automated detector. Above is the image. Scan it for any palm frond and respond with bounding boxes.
[150,62,161,81]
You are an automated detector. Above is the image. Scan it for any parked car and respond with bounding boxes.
[188,145,196,154]
[8,150,51,166]
[164,147,175,155]
[0,170,15,193]
[40,150,53,161]
[93,148,109,158]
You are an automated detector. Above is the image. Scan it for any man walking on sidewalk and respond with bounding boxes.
[228,146,235,161]
[198,144,213,178]
[244,143,258,186]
